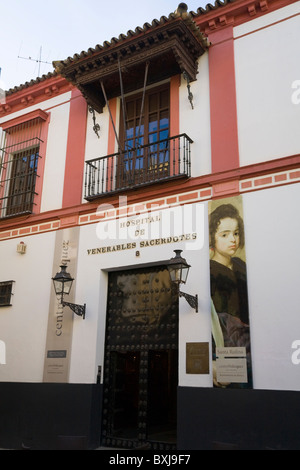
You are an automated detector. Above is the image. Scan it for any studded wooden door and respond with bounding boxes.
[101,266,178,450]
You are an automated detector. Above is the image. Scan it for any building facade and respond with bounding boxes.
[0,0,300,450]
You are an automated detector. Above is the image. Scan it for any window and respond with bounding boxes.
[118,84,170,187]
[84,81,192,199]
[0,110,48,218]
[0,281,14,307]
[4,146,39,216]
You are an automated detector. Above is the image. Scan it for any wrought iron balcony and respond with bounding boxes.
[84,133,193,200]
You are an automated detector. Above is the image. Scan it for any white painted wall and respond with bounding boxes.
[1,183,300,390]
[70,202,211,384]
[177,202,212,388]
[179,53,211,177]
[69,225,108,383]
[84,107,110,163]
[69,186,300,390]
[0,231,56,382]
[0,92,72,213]
[40,99,70,212]
[177,186,300,391]
[234,2,300,166]
[243,183,300,391]
[177,185,300,392]
[0,92,71,126]
[82,99,120,203]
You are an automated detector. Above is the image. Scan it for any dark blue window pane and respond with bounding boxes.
[159,129,169,141]
[149,120,158,133]
[160,117,169,129]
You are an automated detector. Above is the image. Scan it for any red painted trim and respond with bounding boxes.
[33,113,50,213]
[0,153,299,234]
[170,75,180,175]
[203,153,300,186]
[107,98,118,155]
[0,109,48,130]
[234,11,300,39]
[170,75,180,137]
[208,26,240,173]
[106,98,118,192]
[0,76,74,118]
[195,0,299,34]
[62,89,87,208]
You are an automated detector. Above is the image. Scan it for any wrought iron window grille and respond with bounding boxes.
[0,281,14,307]
[0,138,42,219]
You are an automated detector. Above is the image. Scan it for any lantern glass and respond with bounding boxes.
[169,266,181,283]
[168,250,190,285]
[53,279,63,295]
[180,264,190,284]
[62,279,73,295]
[52,265,74,296]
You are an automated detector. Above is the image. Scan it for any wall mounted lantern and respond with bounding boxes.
[52,265,86,319]
[168,250,198,312]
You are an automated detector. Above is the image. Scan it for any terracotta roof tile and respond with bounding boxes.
[6,71,59,96]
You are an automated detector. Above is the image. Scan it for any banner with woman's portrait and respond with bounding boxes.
[208,196,253,389]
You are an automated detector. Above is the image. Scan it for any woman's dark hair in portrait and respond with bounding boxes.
[209,203,245,249]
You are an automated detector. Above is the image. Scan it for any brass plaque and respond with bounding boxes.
[186,342,209,374]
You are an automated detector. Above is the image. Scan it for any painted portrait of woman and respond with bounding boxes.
[209,198,252,388]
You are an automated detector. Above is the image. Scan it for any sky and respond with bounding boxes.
[0,0,210,92]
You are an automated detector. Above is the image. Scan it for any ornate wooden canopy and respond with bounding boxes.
[53,12,208,113]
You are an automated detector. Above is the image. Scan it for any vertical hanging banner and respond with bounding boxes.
[208,196,252,389]
[43,227,79,382]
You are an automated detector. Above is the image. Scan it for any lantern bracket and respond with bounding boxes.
[62,300,86,319]
[52,265,86,320]
[167,250,198,313]
[179,291,198,313]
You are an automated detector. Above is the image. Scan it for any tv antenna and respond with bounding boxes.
[18,46,52,77]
